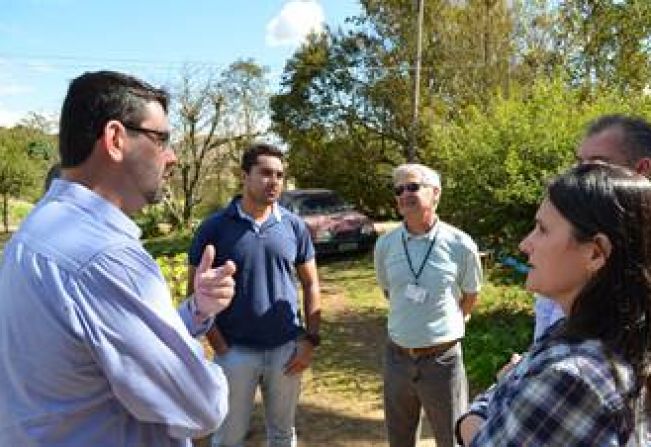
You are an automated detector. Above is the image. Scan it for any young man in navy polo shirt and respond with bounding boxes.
[187,143,321,447]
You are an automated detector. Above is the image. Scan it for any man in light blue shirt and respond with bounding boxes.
[0,71,236,447]
[375,163,482,447]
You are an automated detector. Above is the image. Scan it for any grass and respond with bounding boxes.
[315,255,533,395]
[464,273,533,390]
[0,200,34,255]
[309,262,386,401]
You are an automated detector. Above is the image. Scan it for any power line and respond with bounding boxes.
[0,52,227,67]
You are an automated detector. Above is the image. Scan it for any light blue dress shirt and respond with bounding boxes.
[0,179,228,447]
[533,294,565,341]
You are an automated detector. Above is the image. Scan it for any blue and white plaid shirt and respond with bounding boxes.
[462,321,639,446]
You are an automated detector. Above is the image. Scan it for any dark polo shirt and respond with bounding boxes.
[189,197,315,349]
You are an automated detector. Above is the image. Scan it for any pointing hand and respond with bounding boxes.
[193,245,236,319]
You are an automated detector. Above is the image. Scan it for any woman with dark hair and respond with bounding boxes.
[457,163,651,446]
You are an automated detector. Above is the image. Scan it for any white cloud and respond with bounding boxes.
[0,83,33,96]
[266,0,325,47]
[0,105,26,127]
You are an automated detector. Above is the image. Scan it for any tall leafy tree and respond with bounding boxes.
[271,30,407,212]
[271,0,520,212]
[271,0,651,243]
[554,0,651,93]
[164,60,270,228]
[0,127,42,232]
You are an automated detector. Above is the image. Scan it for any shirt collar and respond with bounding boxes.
[234,197,282,225]
[271,202,282,221]
[536,317,567,346]
[46,178,142,239]
[401,218,439,241]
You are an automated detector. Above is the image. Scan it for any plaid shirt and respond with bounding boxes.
[463,322,637,446]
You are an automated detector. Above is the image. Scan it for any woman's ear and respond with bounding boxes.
[588,233,612,273]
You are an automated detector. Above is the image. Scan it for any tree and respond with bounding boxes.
[271,29,409,213]
[271,1,519,211]
[19,111,58,135]
[554,0,651,93]
[427,77,651,250]
[18,112,59,163]
[0,128,39,232]
[164,60,270,228]
[271,0,651,244]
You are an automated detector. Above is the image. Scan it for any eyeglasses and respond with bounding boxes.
[123,124,171,149]
[393,182,429,196]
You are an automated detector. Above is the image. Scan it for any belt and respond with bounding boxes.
[391,340,458,359]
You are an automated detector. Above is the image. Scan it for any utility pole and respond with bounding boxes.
[408,0,424,162]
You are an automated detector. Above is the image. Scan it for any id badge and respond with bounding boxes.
[405,283,428,303]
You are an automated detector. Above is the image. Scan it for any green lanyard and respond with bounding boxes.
[401,232,436,285]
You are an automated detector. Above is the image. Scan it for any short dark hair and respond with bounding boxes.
[240,143,284,173]
[547,163,651,411]
[43,163,61,192]
[58,70,168,167]
[586,114,651,164]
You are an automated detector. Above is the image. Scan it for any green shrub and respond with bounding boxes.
[134,204,177,238]
[144,232,192,258]
[156,253,188,308]
[429,77,651,252]
[9,199,33,227]
[464,278,533,392]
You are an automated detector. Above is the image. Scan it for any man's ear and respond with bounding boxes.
[432,186,442,203]
[588,233,612,273]
[100,120,126,162]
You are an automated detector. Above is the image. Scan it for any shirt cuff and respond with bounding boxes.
[455,411,486,446]
[179,297,214,337]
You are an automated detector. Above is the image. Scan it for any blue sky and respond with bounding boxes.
[0,0,362,126]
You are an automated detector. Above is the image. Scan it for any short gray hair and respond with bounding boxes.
[392,163,441,189]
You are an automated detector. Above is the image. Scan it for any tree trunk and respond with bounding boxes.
[2,194,9,233]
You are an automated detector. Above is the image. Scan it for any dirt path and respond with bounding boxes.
[240,280,437,447]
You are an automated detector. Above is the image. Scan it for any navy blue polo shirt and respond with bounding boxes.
[188,197,315,349]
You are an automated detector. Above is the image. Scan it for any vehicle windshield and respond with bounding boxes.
[297,194,353,215]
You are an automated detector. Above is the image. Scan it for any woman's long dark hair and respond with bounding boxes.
[547,163,651,412]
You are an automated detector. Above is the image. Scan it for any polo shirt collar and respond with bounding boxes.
[271,202,282,221]
[402,217,439,241]
[231,196,282,225]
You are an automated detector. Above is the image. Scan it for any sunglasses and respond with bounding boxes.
[393,182,429,196]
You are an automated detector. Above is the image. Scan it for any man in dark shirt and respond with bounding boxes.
[188,143,321,447]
